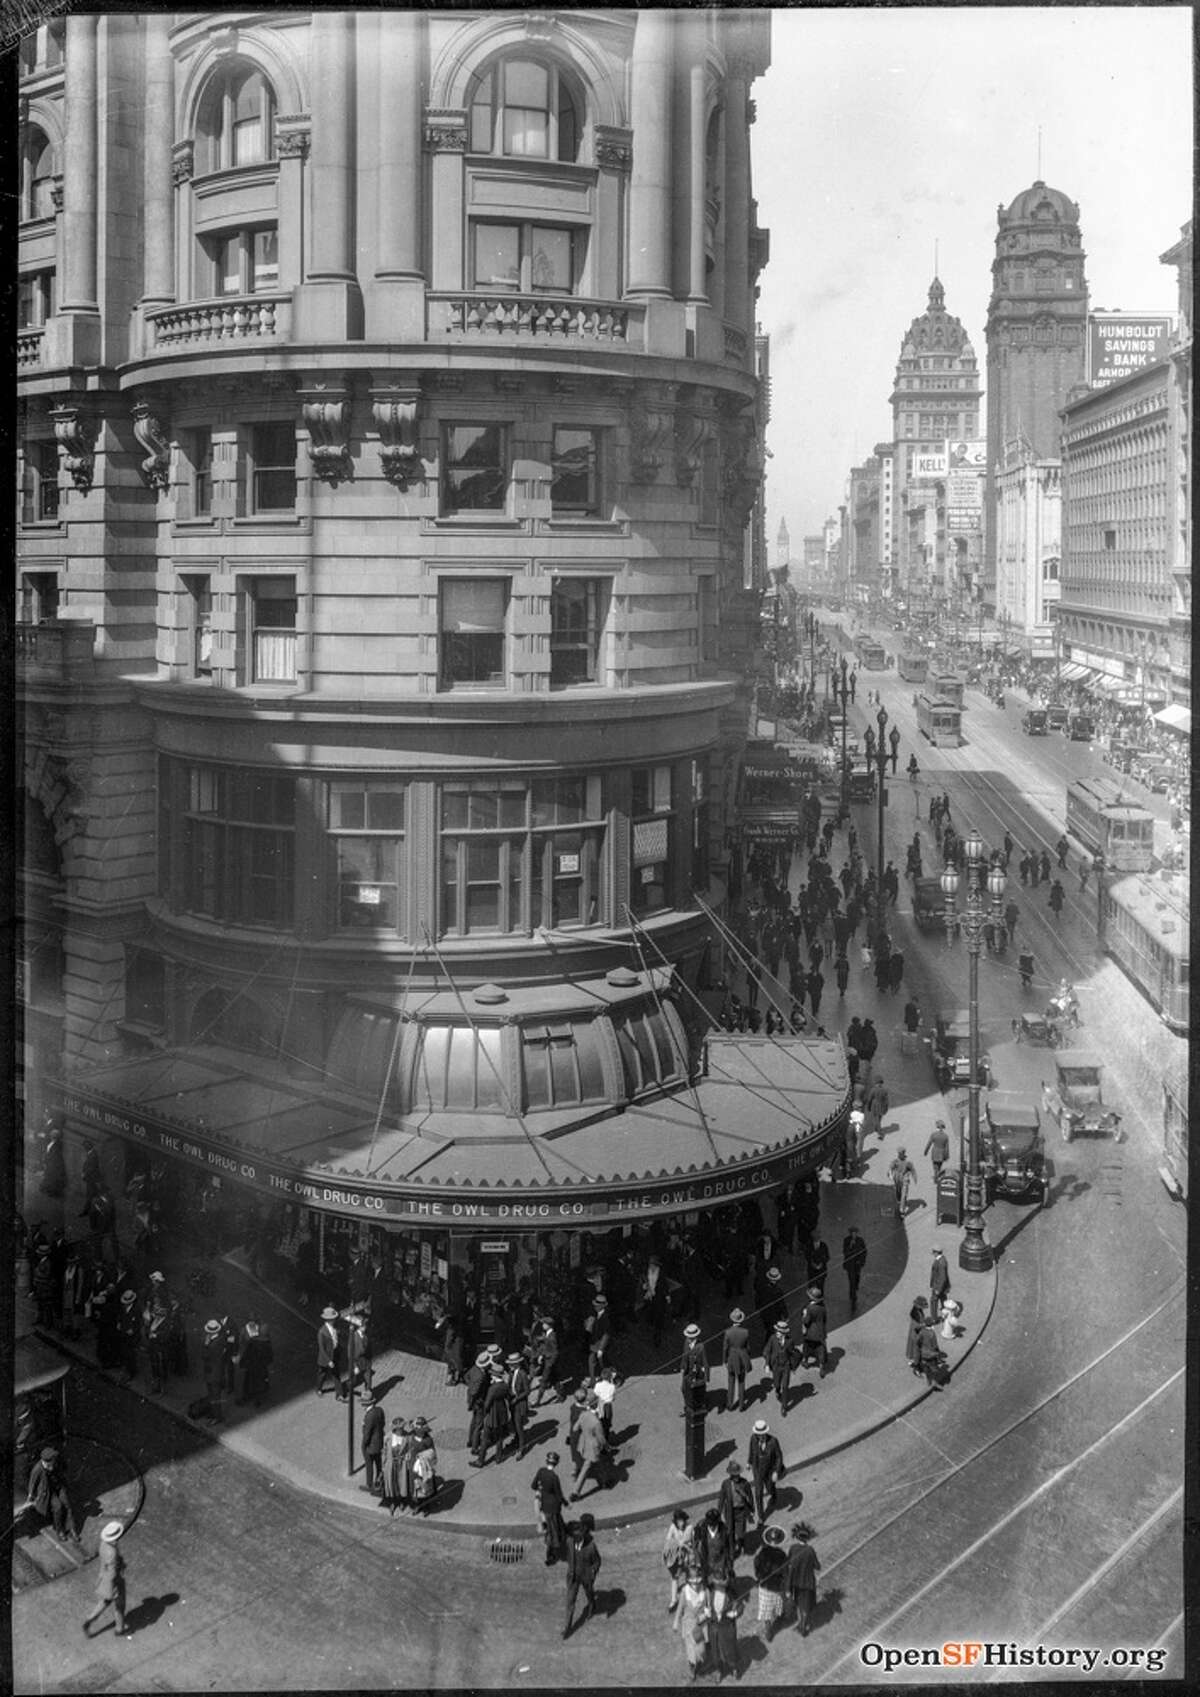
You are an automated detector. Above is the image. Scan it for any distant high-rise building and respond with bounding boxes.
[984,181,1089,601]
[888,278,981,599]
[776,516,790,571]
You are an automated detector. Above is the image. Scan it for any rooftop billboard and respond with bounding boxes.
[1088,314,1172,387]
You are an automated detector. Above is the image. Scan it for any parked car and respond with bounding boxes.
[981,1092,1046,1200]
[928,1011,992,1092]
[1045,703,1070,731]
[1042,1052,1123,1142]
[1022,708,1048,736]
[1067,711,1094,741]
[913,876,949,931]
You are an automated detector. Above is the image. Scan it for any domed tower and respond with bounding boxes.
[984,180,1089,591]
[889,277,981,595]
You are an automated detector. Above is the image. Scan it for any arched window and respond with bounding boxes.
[22,128,55,221]
[467,57,580,162]
[198,63,276,172]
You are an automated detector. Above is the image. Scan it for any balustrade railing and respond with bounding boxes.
[428,291,641,344]
[148,294,291,347]
[18,329,45,370]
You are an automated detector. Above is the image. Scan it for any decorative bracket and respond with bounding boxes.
[131,400,171,492]
[594,125,633,174]
[275,117,311,160]
[424,109,468,154]
[674,393,714,489]
[172,140,194,186]
[628,385,675,485]
[50,401,97,495]
[370,386,423,488]
[299,385,352,485]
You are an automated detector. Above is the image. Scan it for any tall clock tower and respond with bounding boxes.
[984,181,1089,595]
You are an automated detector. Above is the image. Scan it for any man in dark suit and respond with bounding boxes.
[842,1225,867,1312]
[747,1418,784,1523]
[680,1322,709,1413]
[360,1392,385,1493]
[464,1350,490,1455]
[585,1295,612,1380]
[507,1351,531,1459]
[562,1513,602,1638]
[929,1246,951,1319]
[722,1308,752,1412]
[799,1287,828,1377]
[763,1319,795,1414]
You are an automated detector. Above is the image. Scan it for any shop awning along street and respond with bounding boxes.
[48,1034,850,1229]
[1153,704,1191,735]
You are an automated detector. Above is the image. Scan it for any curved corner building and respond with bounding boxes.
[18,9,848,1336]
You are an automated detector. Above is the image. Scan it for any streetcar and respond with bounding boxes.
[915,695,962,747]
[931,673,964,709]
[1066,778,1155,872]
[1102,870,1189,1033]
[854,637,887,671]
[1159,1059,1188,1200]
[897,650,928,684]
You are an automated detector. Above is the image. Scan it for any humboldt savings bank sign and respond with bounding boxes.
[1088,314,1172,387]
[51,1083,843,1228]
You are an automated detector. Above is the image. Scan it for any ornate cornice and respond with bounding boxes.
[275,117,311,160]
[172,140,194,186]
[131,401,171,492]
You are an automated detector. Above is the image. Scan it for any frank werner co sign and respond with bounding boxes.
[50,1082,846,1227]
[1087,314,1172,387]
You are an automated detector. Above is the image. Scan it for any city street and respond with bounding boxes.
[13,655,1185,1690]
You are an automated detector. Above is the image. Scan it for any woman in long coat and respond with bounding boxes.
[904,1299,928,1375]
[381,1418,412,1517]
[410,1419,438,1514]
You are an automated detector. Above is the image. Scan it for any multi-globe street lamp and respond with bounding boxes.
[861,705,900,887]
[940,833,1005,1273]
[830,655,850,824]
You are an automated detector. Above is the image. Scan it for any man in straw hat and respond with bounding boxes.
[680,1322,709,1415]
[81,1521,129,1638]
[721,1309,752,1413]
[315,1306,341,1397]
[747,1418,784,1524]
[762,1318,795,1415]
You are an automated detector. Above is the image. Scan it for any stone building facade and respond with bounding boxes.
[983,181,1089,605]
[888,278,982,602]
[1158,221,1192,708]
[17,12,852,1323]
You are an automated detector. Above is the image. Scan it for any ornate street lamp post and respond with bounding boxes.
[831,655,850,823]
[939,834,1005,1273]
[862,706,900,888]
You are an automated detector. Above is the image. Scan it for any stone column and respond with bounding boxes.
[369,9,425,339]
[628,10,673,299]
[61,14,99,314]
[294,10,362,339]
[722,68,750,336]
[687,59,707,303]
[140,13,174,307]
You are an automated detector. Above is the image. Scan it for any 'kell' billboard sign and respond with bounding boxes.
[911,449,947,481]
[1088,314,1172,387]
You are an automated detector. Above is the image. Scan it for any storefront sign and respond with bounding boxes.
[420,1241,432,1276]
[480,1241,510,1254]
[49,1082,846,1229]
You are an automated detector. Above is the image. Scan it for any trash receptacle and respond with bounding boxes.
[936,1168,962,1226]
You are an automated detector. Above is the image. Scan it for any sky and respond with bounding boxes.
[751,5,1194,548]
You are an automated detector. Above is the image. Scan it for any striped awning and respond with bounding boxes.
[1059,662,1089,682]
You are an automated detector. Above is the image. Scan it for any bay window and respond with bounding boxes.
[328,782,407,933]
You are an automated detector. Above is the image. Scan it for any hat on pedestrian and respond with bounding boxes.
[485,1343,503,1357]
[762,1525,786,1546]
[774,1319,790,1333]
[766,1266,782,1284]
[392,1417,405,1430]
[489,1364,506,1378]
[204,1319,222,1335]
[574,1388,590,1404]
[807,1286,821,1301]
[37,1245,50,1257]
[729,1308,745,1324]
[149,1271,165,1283]
[726,1460,742,1475]
[752,1419,769,1434]
[546,1450,560,1465]
[792,1521,815,1541]
[321,1306,338,1320]
[579,1513,595,1533]
[592,1295,608,1309]
[898,1147,907,1157]
[505,1352,524,1366]
[475,1352,491,1368]
[413,1417,429,1429]
[683,1323,701,1340]
[120,1288,136,1306]
[935,1119,946,1129]
[40,1445,59,1462]
[100,1521,124,1544]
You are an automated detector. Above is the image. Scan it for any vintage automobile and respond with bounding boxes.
[912,876,950,931]
[981,1092,1046,1200]
[1042,1051,1123,1143]
[1045,703,1070,731]
[1067,711,1095,741]
[846,763,876,802]
[1012,1010,1064,1048]
[1022,708,1049,736]
[928,1011,992,1091]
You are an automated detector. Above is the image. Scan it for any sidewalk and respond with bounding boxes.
[31,1127,996,1540]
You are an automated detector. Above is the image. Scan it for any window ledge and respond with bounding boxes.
[425,515,526,532]
[171,517,219,533]
[19,519,64,533]
[228,514,310,533]
[540,516,627,535]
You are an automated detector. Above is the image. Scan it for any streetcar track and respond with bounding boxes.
[813,1361,1184,1683]
[1026,1485,1183,1644]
